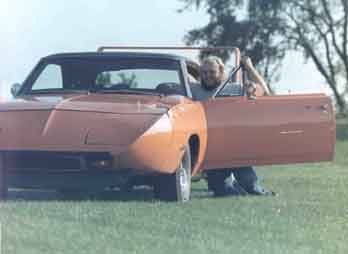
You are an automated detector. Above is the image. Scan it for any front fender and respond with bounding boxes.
[118,101,207,175]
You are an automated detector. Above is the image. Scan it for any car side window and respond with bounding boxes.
[31,64,63,90]
[215,81,243,97]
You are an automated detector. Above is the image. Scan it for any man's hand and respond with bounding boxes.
[245,80,257,99]
[241,56,254,71]
[241,56,271,96]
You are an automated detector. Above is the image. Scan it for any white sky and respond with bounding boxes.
[0,0,330,98]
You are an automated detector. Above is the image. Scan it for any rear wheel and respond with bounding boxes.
[154,145,191,202]
[0,155,8,201]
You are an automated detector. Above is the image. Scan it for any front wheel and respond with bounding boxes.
[154,145,191,202]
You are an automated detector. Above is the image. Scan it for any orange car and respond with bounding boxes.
[0,47,336,202]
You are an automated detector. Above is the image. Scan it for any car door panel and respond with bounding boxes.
[202,94,335,170]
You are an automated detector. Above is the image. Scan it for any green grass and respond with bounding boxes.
[1,142,348,254]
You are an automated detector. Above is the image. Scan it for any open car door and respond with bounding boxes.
[201,93,336,170]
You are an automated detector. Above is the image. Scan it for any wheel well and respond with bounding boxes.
[188,135,200,170]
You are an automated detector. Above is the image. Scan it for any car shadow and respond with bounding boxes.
[7,186,211,202]
[7,187,155,202]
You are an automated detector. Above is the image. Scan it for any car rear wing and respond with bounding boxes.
[97,46,240,64]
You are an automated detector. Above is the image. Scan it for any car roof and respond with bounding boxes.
[43,52,186,61]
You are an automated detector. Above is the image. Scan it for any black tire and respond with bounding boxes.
[206,169,231,196]
[57,188,86,197]
[154,145,191,202]
[0,155,8,201]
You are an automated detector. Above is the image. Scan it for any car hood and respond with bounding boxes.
[0,93,188,114]
[0,93,191,150]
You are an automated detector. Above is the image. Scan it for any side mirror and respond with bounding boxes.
[11,83,22,97]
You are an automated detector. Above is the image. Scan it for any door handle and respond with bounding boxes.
[319,104,328,113]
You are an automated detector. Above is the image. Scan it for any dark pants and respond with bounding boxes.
[230,166,274,195]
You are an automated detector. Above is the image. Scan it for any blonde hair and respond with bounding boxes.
[200,56,227,81]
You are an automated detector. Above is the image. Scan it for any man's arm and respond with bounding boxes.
[242,57,270,95]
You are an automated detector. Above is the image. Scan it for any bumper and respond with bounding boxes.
[2,151,114,172]
[1,151,133,189]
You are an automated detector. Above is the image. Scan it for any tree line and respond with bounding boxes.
[180,0,348,114]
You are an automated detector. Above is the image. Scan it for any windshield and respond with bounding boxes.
[23,57,186,96]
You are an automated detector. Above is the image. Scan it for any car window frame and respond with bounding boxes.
[19,57,188,96]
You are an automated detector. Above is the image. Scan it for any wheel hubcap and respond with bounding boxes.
[177,162,190,201]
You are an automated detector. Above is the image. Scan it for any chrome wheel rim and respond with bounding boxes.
[177,162,190,202]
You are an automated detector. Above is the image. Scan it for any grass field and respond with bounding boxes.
[0,136,347,253]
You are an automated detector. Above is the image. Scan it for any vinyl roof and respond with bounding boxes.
[44,52,185,61]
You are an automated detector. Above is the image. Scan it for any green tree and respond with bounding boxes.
[96,72,111,85]
[180,0,348,113]
[118,73,138,88]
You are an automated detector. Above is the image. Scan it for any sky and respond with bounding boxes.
[0,0,330,98]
